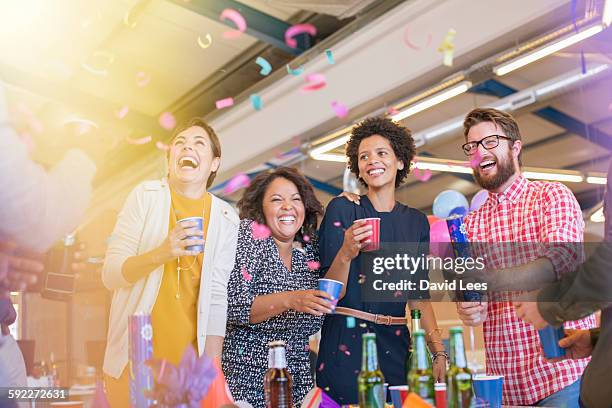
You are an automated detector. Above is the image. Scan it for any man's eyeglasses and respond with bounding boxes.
[462,134,512,156]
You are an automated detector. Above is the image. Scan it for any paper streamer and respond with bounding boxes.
[403,25,433,50]
[302,73,326,92]
[158,112,176,130]
[437,28,457,67]
[285,23,317,48]
[215,97,234,109]
[250,94,263,111]
[136,71,151,87]
[255,56,272,75]
[197,34,213,49]
[126,135,152,145]
[223,173,251,195]
[286,64,304,76]
[413,168,432,182]
[325,49,335,64]
[331,101,348,118]
[220,8,246,39]
[81,51,115,76]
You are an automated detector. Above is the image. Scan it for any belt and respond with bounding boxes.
[334,307,407,326]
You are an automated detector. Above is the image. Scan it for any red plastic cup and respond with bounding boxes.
[357,217,380,252]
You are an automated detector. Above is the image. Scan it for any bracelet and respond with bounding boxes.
[432,351,449,361]
[427,328,443,339]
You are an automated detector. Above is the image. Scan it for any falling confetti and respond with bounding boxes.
[307,261,320,271]
[346,317,356,328]
[302,73,326,92]
[64,117,99,136]
[241,267,252,282]
[156,141,169,151]
[223,173,251,195]
[318,363,325,371]
[220,8,247,39]
[469,150,483,168]
[304,345,310,352]
[197,34,213,49]
[255,56,272,75]
[358,274,366,284]
[338,344,348,352]
[136,71,151,87]
[395,329,402,336]
[325,49,335,64]
[250,94,263,111]
[387,106,400,116]
[81,50,115,76]
[126,135,152,145]
[413,168,432,182]
[393,290,403,298]
[285,23,317,48]
[403,25,433,50]
[359,322,367,328]
[251,222,271,240]
[438,28,457,67]
[333,221,342,227]
[331,101,349,118]
[117,106,129,119]
[302,235,310,242]
[215,97,234,109]
[286,64,304,76]
[158,112,176,130]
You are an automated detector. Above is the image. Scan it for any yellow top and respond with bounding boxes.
[150,189,212,365]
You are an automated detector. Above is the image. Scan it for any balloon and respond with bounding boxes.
[449,206,468,217]
[343,167,360,194]
[429,220,453,258]
[470,189,489,212]
[427,215,440,225]
[432,190,469,218]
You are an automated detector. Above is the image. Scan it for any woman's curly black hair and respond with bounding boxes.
[237,167,324,243]
[346,117,416,188]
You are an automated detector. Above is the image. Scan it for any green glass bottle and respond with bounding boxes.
[446,327,472,408]
[404,309,421,385]
[357,333,385,408]
[407,329,434,404]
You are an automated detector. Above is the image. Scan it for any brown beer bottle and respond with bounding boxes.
[264,340,293,408]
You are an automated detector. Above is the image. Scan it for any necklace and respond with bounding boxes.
[175,256,197,299]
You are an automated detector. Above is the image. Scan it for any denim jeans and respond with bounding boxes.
[536,379,582,408]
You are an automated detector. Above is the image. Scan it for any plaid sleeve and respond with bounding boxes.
[539,183,585,278]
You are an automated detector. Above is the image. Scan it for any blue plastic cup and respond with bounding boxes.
[473,375,503,408]
[178,217,204,253]
[538,326,566,359]
[318,278,343,312]
[388,385,409,408]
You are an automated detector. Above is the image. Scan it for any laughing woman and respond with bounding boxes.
[316,117,447,404]
[102,118,238,407]
[222,167,334,408]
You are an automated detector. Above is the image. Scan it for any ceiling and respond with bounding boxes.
[1,0,610,232]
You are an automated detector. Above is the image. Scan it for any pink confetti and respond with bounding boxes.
[469,150,483,168]
[220,9,246,39]
[331,101,349,118]
[126,135,152,145]
[241,267,252,282]
[251,222,271,240]
[304,345,310,352]
[387,106,399,116]
[395,329,402,336]
[302,73,326,92]
[307,261,320,271]
[338,344,348,352]
[156,141,170,151]
[393,290,403,298]
[303,235,310,242]
[223,173,251,195]
[344,350,351,356]
[158,112,176,130]
[285,23,317,48]
[318,363,325,371]
[216,97,234,109]
[403,25,433,50]
[413,168,432,182]
[333,221,341,227]
[117,105,129,119]
[136,71,151,87]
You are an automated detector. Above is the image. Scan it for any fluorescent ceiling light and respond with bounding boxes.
[309,134,350,158]
[586,176,608,184]
[391,81,472,121]
[522,171,583,183]
[590,205,604,223]
[311,152,347,162]
[604,0,612,26]
[535,64,609,97]
[493,24,604,76]
[413,160,473,175]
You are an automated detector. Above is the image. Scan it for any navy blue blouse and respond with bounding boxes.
[316,195,430,404]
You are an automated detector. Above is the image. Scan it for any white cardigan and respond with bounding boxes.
[102,179,239,378]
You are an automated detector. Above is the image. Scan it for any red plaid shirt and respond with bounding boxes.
[465,174,596,406]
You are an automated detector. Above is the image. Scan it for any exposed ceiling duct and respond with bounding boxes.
[266,0,378,18]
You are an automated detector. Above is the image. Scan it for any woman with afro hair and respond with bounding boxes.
[316,117,446,404]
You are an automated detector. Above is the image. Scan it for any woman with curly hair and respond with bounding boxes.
[222,167,335,408]
[316,117,447,404]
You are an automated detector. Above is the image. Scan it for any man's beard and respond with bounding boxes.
[473,154,516,191]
